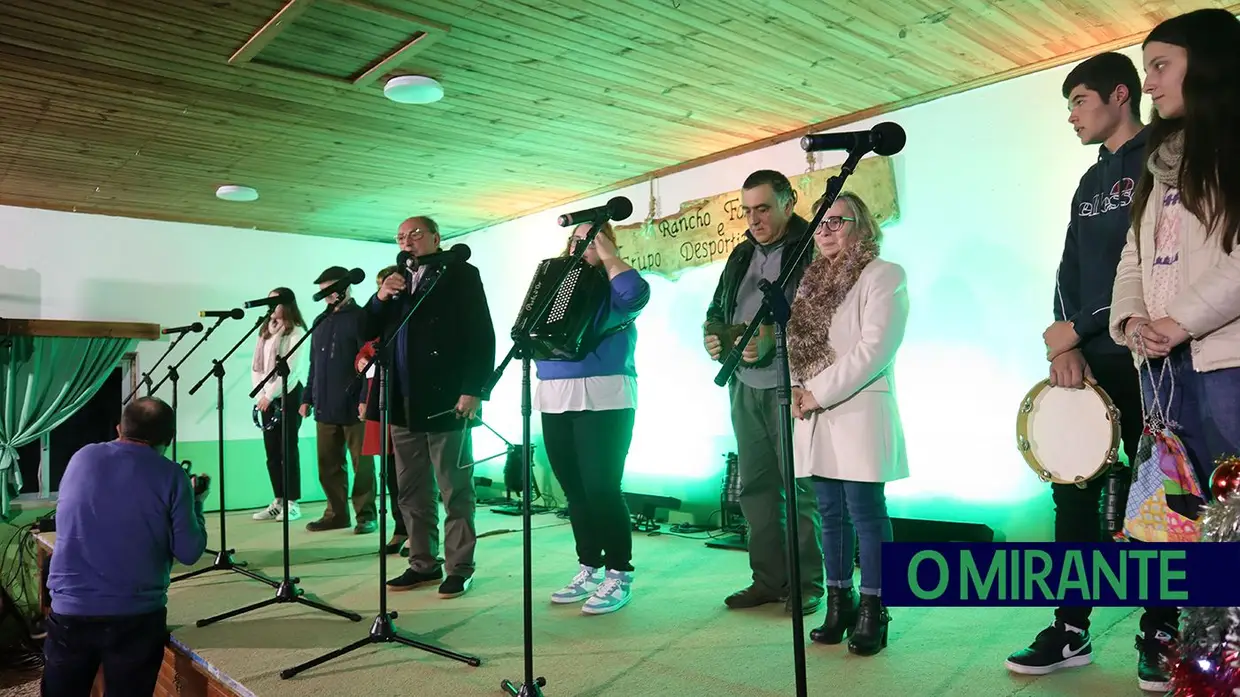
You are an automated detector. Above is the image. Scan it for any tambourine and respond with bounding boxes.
[1016,379,1121,488]
[252,399,283,432]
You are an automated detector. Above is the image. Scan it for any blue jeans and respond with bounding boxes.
[812,478,892,596]
[1140,345,1240,499]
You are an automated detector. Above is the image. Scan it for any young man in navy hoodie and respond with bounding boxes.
[1004,52,1177,693]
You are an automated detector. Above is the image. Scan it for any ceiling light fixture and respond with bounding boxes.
[383,75,444,104]
[215,184,259,202]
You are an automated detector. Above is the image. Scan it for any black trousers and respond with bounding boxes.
[41,608,168,697]
[542,408,636,572]
[1052,352,1177,632]
[261,383,303,501]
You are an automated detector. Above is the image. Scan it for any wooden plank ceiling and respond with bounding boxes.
[0,0,1232,242]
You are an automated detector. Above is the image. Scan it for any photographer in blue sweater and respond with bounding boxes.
[44,396,209,697]
[536,221,650,616]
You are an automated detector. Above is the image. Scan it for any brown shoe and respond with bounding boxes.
[724,585,784,609]
[785,593,823,616]
[305,517,349,532]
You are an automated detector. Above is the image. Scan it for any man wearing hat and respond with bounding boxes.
[299,265,377,534]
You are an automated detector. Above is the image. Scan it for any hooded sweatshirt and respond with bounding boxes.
[1054,125,1150,357]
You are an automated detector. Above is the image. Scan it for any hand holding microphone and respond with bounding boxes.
[378,273,406,301]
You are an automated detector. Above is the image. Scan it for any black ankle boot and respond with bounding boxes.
[810,587,857,645]
[847,593,890,656]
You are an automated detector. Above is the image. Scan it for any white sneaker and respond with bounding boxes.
[278,501,301,521]
[550,565,602,604]
[252,500,281,521]
[582,570,633,615]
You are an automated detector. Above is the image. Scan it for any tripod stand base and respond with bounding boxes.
[281,611,482,679]
[501,677,547,696]
[194,579,362,628]
[171,549,277,586]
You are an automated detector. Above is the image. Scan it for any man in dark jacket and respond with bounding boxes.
[703,169,825,616]
[300,266,377,534]
[1005,52,1177,694]
[367,216,495,599]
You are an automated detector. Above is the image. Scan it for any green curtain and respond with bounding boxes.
[0,334,138,518]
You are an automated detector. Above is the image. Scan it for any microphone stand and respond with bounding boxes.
[195,296,362,629]
[281,263,480,679]
[489,217,607,697]
[123,331,184,406]
[150,317,226,464]
[713,144,868,697]
[171,310,278,589]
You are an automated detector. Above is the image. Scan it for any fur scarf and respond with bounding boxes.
[786,238,879,384]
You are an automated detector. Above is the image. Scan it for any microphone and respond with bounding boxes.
[557,196,633,227]
[162,322,203,335]
[412,244,471,267]
[243,290,292,309]
[800,122,907,157]
[198,308,244,319]
[312,267,366,302]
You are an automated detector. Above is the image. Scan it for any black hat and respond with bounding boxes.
[314,266,349,284]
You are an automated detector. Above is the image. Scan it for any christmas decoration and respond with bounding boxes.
[1211,456,1240,503]
[1169,460,1240,695]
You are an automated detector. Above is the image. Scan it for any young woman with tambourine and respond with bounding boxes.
[250,287,308,523]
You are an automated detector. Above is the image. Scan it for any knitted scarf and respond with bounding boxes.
[252,318,287,373]
[786,236,879,384]
[1148,128,1184,188]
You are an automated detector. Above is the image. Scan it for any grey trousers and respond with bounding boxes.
[729,380,825,597]
[390,425,477,579]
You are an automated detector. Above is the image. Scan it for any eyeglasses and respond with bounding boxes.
[817,216,856,232]
[397,229,430,242]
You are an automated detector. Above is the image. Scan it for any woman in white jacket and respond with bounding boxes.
[787,191,909,657]
[251,287,308,522]
[1109,9,1240,493]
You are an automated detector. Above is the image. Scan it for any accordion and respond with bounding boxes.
[513,255,614,361]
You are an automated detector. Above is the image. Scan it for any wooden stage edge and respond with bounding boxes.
[34,533,255,697]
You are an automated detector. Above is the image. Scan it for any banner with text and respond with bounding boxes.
[881,542,1240,607]
[613,155,900,280]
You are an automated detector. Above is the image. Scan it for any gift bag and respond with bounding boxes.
[1121,340,1205,543]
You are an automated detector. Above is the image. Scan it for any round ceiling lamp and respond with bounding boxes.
[384,75,444,104]
[215,185,258,202]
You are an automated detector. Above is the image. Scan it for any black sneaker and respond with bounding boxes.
[1004,622,1093,675]
[1136,626,1176,692]
[385,568,443,592]
[438,574,473,599]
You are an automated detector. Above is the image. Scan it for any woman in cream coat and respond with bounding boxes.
[1108,10,1240,492]
[788,191,909,658]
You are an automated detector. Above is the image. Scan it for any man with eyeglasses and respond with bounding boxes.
[366,215,496,600]
[703,169,825,617]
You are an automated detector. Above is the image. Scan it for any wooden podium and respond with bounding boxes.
[0,318,160,341]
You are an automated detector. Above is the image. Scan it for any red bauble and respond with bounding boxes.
[1171,654,1240,695]
[1210,458,1240,502]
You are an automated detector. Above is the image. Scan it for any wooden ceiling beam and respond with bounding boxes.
[228,0,317,66]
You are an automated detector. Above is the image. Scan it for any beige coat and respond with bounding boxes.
[791,259,910,483]
[1109,178,1240,371]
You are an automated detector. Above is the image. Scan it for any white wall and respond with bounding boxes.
[0,42,1150,539]
[457,43,1152,541]
[0,206,396,445]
